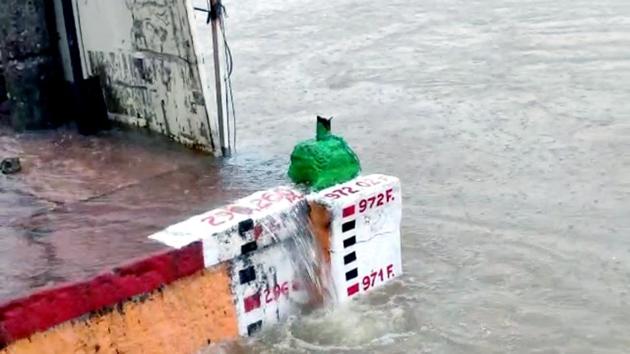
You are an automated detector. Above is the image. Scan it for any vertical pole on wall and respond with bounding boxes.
[60,0,84,82]
[210,0,231,157]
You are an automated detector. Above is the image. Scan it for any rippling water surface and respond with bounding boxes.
[219,0,630,352]
[2,0,630,352]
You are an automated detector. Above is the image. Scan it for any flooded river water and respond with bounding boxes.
[219,0,630,352]
[2,0,630,353]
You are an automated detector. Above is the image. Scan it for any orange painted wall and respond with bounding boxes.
[1,264,238,354]
[309,202,332,264]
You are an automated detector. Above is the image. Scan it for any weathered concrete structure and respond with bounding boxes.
[0,0,230,154]
[76,1,217,152]
[65,0,231,154]
[0,175,403,353]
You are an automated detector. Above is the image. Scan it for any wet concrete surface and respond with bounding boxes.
[0,125,287,301]
[2,0,630,352]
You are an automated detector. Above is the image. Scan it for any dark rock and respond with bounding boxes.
[1,157,21,174]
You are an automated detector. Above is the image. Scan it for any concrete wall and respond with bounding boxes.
[73,0,220,152]
[0,0,63,130]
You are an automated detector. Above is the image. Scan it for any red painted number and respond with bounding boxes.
[201,210,234,226]
[264,281,290,304]
[362,275,370,290]
[361,264,395,291]
[355,177,381,188]
[326,176,392,199]
[377,193,385,206]
[357,188,394,213]
[262,192,283,202]
[276,188,304,203]
[203,189,304,224]
[228,205,254,215]
[343,186,359,195]
[356,180,373,188]
[325,186,359,200]
[386,188,394,202]
[359,199,367,213]
[252,198,272,211]
[355,176,389,188]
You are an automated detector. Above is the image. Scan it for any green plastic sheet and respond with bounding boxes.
[288,117,361,191]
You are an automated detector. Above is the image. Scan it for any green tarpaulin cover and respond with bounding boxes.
[288,117,361,191]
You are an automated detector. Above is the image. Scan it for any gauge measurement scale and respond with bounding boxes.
[231,243,311,336]
[310,174,403,302]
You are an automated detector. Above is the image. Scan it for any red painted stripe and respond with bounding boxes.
[243,293,261,313]
[0,241,204,347]
[342,205,355,218]
[347,283,360,297]
[254,224,264,240]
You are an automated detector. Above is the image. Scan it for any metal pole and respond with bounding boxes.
[210,0,230,157]
[60,0,83,82]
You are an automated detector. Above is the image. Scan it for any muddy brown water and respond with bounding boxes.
[3,0,630,352]
[211,0,630,352]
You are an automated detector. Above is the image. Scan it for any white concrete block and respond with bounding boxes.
[148,186,307,268]
[230,243,311,336]
[309,174,403,303]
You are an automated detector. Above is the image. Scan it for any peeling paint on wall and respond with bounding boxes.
[74,0,219,153]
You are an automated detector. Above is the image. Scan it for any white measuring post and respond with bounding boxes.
[309,174,403,303]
